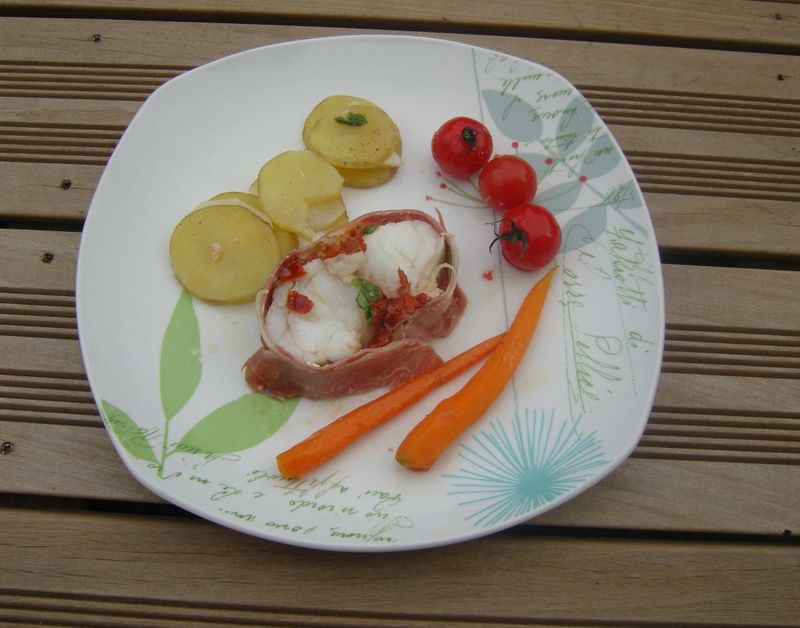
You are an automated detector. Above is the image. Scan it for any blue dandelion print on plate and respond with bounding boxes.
[445,409,607,527]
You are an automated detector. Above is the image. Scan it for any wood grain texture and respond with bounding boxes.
[0,230,797,536]
[2,417,797,535]
[0,17,796,97]
[0,0,798,50]
[1,3,799,624]
[2,19,798,258]
[0,507,798,625]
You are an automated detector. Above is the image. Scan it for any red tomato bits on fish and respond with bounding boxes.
[431,116,493,179]
[286,290,314,314]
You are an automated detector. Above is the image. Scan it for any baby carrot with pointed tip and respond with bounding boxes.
[276,333,504,478]
[395,266,557,471]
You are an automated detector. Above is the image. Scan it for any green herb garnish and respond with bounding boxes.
[351,277,380,321]
[335,111,368,127]
[362,225,380,235]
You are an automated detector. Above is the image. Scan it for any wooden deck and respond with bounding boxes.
[1,2,798,625]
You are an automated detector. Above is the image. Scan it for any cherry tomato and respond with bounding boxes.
[491,203,561,270]
[431,117,493,179]
[478,155,537,211]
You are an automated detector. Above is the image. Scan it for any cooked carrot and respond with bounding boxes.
[276,333,504,478]
[395,266,557,471]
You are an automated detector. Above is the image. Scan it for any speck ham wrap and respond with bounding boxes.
[243,209,467,399]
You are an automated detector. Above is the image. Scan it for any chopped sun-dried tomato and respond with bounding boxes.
[318,228,367,260]
[368,269,429,347]
[286,290,313,314]
[278,258,306,282]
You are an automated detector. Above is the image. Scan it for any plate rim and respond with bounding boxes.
[75,33,666,552]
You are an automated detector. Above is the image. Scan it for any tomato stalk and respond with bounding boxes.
[489,217,529,253]
[461,126,478,151]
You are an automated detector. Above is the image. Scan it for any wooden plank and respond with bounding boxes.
[4,97,797,164]
[1,508,798,625]
[2,20,799,254]
[0,163,100,221]
[646,193,799,258]
[2,119,798,257]
[4,164,800,258]
[0,593,434,628]
[1,286,797,382]
[7,229,798,331]
[0,334,85,376]
[0,421,154,501]
[0,0,797,50]
[662,264,800,333]
[2,18,798,98]
[2,418,798,535]
[0,229,79,292]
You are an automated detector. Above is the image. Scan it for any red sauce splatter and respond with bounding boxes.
[579,175,588,183]
[482,269,494,281]
[286,290,313,314]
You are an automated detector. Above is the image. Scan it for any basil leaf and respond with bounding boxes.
[335,112,367,127]
[352,277,380,321]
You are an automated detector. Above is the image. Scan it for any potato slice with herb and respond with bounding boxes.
[210,191,298,255]
[306,103,401,170]
[169,204,281,304]
[302,95,376,147]
[257,150,345,241]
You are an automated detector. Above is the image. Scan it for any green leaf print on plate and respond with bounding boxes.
[101,289,298,479]
[481,89,543,142]
[160,288,201,421]
[100,400,158,464]
[177,393,299,455]
[579,134,621,180]
[551,95,595,160]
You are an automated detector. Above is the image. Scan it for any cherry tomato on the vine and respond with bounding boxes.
[478,155,537,211]
[431,117,493,179]
[491,203,561,271]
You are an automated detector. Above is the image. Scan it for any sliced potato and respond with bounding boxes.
[307,196,347,233]
[210,191,262,208]
[211,191,298,255]
[302,95,376,147]
[306,103,401,170]
[257,150,345,241]
[322,210,349,231]
[169,204,281,304]
[303,95,403,188]
[269,224,300,257]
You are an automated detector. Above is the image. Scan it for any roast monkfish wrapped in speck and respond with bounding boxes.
[244,209,466,399]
